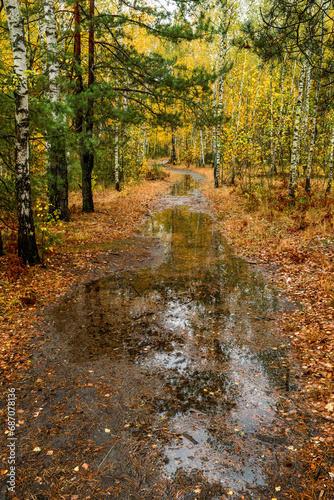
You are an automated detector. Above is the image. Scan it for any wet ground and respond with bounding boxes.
[5,168,320,499]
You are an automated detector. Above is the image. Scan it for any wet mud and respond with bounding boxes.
[9,168,319,499]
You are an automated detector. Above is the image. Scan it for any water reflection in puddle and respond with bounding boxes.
[170,174,201,196]
[53,190,298,493]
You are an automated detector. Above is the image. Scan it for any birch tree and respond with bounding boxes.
[214,32,228,187]
[326,123,334,195]
[44,0,70,221]
[305,15,325,193]
[3,0,40,264]
[289,63,306,200]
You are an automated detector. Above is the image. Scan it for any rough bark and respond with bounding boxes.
[82,0,95,212]
[44,0,70,220]
[4,0,40,264]
[289,63,306,200]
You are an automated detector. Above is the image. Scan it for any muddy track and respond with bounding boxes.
[1,168,325,500]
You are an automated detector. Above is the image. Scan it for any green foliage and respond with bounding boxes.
[34,203,64,266]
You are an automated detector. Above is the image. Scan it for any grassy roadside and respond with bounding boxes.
[0,170,181,382]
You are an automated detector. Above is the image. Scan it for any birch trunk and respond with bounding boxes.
[289,63,306,200]
[215,62,226,185]
[4,0,40,264]
[199,130,205,167]
[305,24,324,193]
[212,78,218,171]
[44,0,70,220]
[231,52,246,184]
[215,34,228,187]
[270,52,287,175]
[326,122,334,194]
[170,129,177,164]
[301,63,312,155]
[38,4,51,176]
[114,114,120,191]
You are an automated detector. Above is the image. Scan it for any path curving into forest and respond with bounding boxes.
[11,166,316,500]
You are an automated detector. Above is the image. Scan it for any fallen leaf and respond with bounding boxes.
[46,450,53,456]
[82,463,89,470]
[33,447,41,452]
[73,466,79,472]
[325,402,334,412]
[105,428,111,433]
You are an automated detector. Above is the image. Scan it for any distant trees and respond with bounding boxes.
[0,0,216,262]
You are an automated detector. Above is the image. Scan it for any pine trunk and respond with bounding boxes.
[74,0,84,177]
[289,63,306,200]
[4,0,40,264]
[82,0,95,212]
[44,0,70,220]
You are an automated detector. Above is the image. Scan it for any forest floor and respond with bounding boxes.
[0,168,182,382]
[0,162,333,499]
[192,164,334,495]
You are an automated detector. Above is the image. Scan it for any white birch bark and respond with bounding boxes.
[289,63,306,199]
[301,63,312,147]
[305,20,325,192]
[3,0,40,263]
[326,122,334,194]
[114,111,120,190]
[270,65,274,174]
[215,34,228,187]
[212,77,218,168]
[271,51,287,175]
[44,0,61,107]
[44,0,69,219]
[231,52,246,184]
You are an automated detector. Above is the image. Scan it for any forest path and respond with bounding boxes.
[11,166,315,500]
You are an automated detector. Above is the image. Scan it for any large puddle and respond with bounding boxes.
[51,169,303,497]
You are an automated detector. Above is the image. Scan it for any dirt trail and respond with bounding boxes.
[1,168,328,500]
